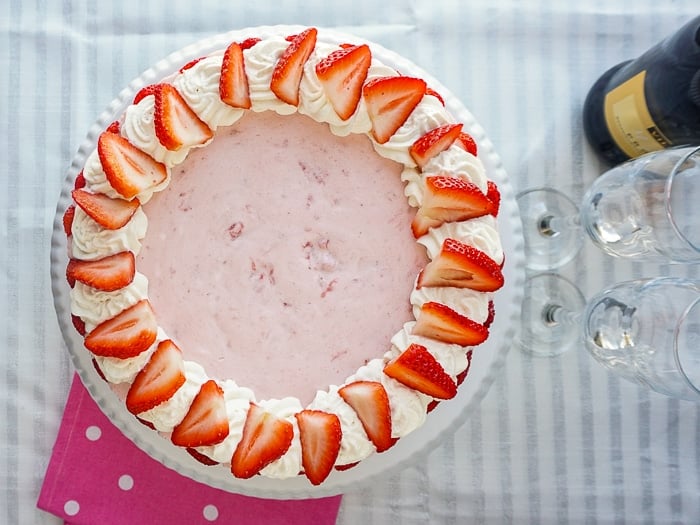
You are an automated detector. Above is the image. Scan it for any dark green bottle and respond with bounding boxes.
[582,15,700,165]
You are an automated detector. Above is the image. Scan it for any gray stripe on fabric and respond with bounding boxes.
[667,398,682,523]
[496,377,513,525]
[56,0,74,403]
[32,0,49,487]
[697,411,700,517]
[523,356,541,524]
[443,430,457,524]
[414,463,430,524]
[87,0,97,116]
[5,0,22,522]
[608,377,625,524]
[638,392,654,525]
[511,1,541,520]
[111,0,120,95]
[490,6,513,521]
[388,472,402,525]
[543,1,571,522]
[470,409,485,523]
[60,0,73,162]
[552,355,569,524]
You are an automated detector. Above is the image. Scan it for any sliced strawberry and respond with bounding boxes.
[97,132,167,200]
[426,87,445,106]
[62,205,75,237]
[362,76,426,144]
[409,123,463,169]
[84,300,158,359]
[425,350,472,413]
[136,417,157,430]
[239,37,261,50]
[220,42,252,109]
[186,447,219,466]
[486,180,500,216]
[426,400,440,413]
[171,380,229,447]
[66,251,135,292]
[457,350,473,385]
[74,170,86,190]
[338,381,393,452]
[411,176,493,237]
[384,343,457,399]
[72,314,86,336]
[417,238,504,292]
[125,339,186,414]
[105,120,121,134]
[412,301,489,346]
[334,461,359,471]
[133,84,159,104]
[270,28,318,106]
[484,300,495,329]
[315,44,372,120]
[231,403,294,479]
[92,358,107,382]
[179,57,204,73]
[455,131,478,156]
[71,189,140,230]
[295,410,342,485]
[152,83,213,151]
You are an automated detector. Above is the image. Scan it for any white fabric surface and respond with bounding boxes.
[2,0,699,523]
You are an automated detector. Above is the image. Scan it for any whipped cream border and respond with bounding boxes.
[67,28,504,483]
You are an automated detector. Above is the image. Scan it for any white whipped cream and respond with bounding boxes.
[70,206,148,261]
[137,360,208,432]
[423,145,488,193]
[257,397,303,478]
[346,355,430,439]
[243,36,298,115]
[372,95,453,167]
[307,386,375,465]
[82,149,121,200]
[82,148,169,204]
[410,284,491,324]
[173,55,246,130]
[298,42,393,137]
[70,272,149,333]
[194,380,255,464]
[401,146,489,207]
[391,322,471,377]
[418,215,504,265]
[94,327,167,384]
[122,95,208,168]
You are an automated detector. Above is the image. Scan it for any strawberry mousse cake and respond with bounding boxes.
[60,26,505,486]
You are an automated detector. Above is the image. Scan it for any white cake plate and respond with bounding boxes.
[50,25,525,499]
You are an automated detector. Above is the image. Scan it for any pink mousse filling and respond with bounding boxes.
[137,111,427,405]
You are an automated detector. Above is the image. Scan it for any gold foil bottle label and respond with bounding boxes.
[603,70,672,158]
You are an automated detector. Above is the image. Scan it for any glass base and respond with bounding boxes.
[517,273,586,357]
[516,187,583,270]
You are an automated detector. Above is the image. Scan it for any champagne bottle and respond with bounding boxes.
[582,15,700,165]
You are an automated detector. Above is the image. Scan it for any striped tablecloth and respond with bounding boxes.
[2,1,699,523]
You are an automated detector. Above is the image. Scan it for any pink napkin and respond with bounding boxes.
[38,374,342,525]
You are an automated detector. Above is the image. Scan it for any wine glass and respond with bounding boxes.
[517,275,700,401]
[517,145,700,270]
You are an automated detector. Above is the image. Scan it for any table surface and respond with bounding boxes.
[2,1,699,523]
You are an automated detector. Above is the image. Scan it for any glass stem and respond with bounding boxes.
[542,303,582,328]
[538,213,581,238]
